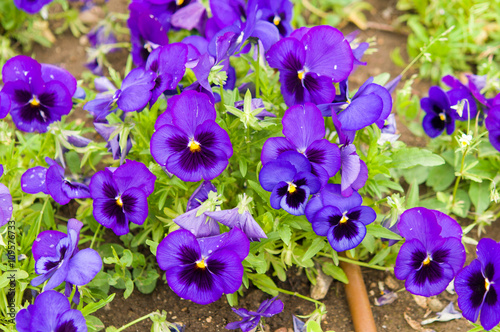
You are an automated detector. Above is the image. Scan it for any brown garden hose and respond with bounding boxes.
[340,258,377,332]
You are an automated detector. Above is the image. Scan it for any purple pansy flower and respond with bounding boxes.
[421,86,476,138]
[0,91,10,119]
[259,151,320,216]
[455,238,500,331]
[145,43,188,105]
[94,122,133,164]
[442,74,487,112]
[257,0,293,37]
[394,207,465,297]
[13,0,53,14]
[151,90,233,182]
[90,160,156,236]
[156,227,250,305]
[1,55,76,133]
[86,25,118,75]
[31,219,102,293]
[226,296,284,331]
[266,25,354,106]
[261,103,341,186]
[305,184,376,251]
[186,180,217,211]
[21,157,90,205]
[15,290,87,332]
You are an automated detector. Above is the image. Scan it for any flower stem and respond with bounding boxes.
[255,44,261,98]
[337,256,394,271]
[264,285,324,306]
[90,224,101,249]
[451,147,468,206]
[114,313,154,332]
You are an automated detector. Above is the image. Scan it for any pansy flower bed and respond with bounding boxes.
[1,0,500,331]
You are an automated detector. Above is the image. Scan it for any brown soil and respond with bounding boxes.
[26,0,500,331]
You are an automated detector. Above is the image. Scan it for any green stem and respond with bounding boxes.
[264,284,324,306]
[114,313,154,332]
[337,256,394,271]
[452,147,468,206]
[255,45,261,98]
[90,224,101,249]
[219,84,226,114]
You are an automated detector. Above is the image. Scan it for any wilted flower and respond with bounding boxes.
[305,184,376,251]
[90,160,156,235]
[21,157,90,205]
[151,90,233,182]
[31,219,102,295]
[156,228,249,305]
[455,238,500,331]
[16,290,87,332]
[395,207,465,297]
[226,296,284,331]
[94,122,132,164]
[260,151,320,216]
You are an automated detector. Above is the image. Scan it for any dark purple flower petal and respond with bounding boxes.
[187,181,217,212]
[455,259,484,325]
[397,207,444,246]
[447,88,477,121]
[117,68,157,112]
[266,38,305,72]
[327,218,366,251]
[0,92,11,119]
[306,139,341,178]
[46,164,71,205]
[171,2,206,30]
[174,207,220,238]
[259,160,296,191]
[121,187,149,226]
[276,150,312,174]
[170,91,217,136]
[310,205,342,236]
[24,290,70,331]
[282,103,325,151]
[198,227,250,262]
[41,64,77,96]
[2,55,42,84]
[65,248,102,285]
[337,94,383,131]
[113,160,156,196]
[260,137,295,164]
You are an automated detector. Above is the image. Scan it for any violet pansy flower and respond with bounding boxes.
[1,55,76,133]
[0,91,10,119]
[261,103,341,186]
[90,160,156,236]
[305,184,376,251]
[31,219,102,292]
[21,157,91,205]
[257,0,293,37]
[186,180,217,212]
[94,122,133,164]
[266,25,354,106]
[394,207,465,297]
[484,106,500,152]
[226,296,284,331]
[259,151,320,216]
[455,238,500,331]
[156,227,250,305]
[151,90,233,182]
[15,290,87,332]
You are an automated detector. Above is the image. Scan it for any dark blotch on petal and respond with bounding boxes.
[484,286,498,306]
[410,250,427,270]
[295,178,307,187]
[285,187,306,209]
[56,320,78,332]
[414,261,443,286]
[332,220,359,241]
[306,148,325,165]
[196,131,217,149]
[121,193,137,214]
[167,135,189,153]
[432,248,450,263]
[467,270,487,309]
[14,88,32,104]
[178,245,199,265]
[484,262,495,280]
[277,184,288,197]
[430,116,445,132]
[103,199,126,226]
[347,210,361,221]
[39,92,57,107]
[328,214,342,227]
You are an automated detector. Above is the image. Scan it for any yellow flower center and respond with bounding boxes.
[188,139,201,153]
[116,196,123,208]
[30,96,40,107]
[176,0,184,5]
[196,258,206,269]
[273,15,281,26]
[288,182,297,194]
[422,254,431,266]
[297,69,305,80]
[485,278,491,291]
[340,214,349,224]
[439,113,446,121]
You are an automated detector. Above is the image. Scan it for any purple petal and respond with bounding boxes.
[187,181,217,212]
[46,164,70,205]
[301,26,354,82]
[174,207,220,238]
[320,184,362,213]
[121,187,149,226]
[89,169,118,200]
[66,248,102,285]
[171,2,206,30]
[310,205,342,236]
[397,207,443,246]
[432,210,462,240]
[56,309,87,332]
[280,185,310,216]
[258,297,284,316]
[394,238,425,281]
[156,229,201,271]
[266,38,305,71]
[0,92,11,119]
[118,69,157,112]
[338,94,383,131]
[422,113,446,138]
[32,231,66,261]
[455,260,484,325]
[327,219,366,251]
[195,120,233,159]
[41,64,77,96]
[306,139,341,177]
[2,55,42,84]
[251,20,280,52]
[0,184,12,227]
[282,103,325,151]
[259,160,296,191]
[277,151,312,173]
[171,91,217,136]
[95,77,117,92]
[29,291,70,331]
[151,124,188,166]
[260,137,295,164]
[447,88,477,121]
[354,82,392,124]
[348,206,376,225]
[270,181,288,209]
[198,227,250,261]
[21,166,48,194]
[113,160,156,196]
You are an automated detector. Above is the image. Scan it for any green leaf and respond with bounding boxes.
[248,274,279,296]
[277,224,292,246]
[406,179,419,209]
[368,247,391,266]
[120,249,133,267]
[322,262,348,284]
[302,238,325,262]
[452,189,471,218]
[426,163,455,191]
[81,294,116,316]
[390,148,444,169]
[124,279,134,299]
[239,158,247,178]
[226,292,238,307]
[366,224,403,240]
[469,182,490,215]
[146,239,159,256]
[361,233,375,253]
[86,315,105,332]
[306,320,323,332]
